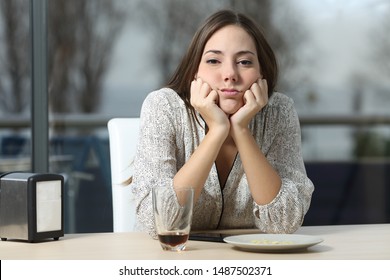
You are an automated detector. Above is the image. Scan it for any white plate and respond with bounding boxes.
[224,234,323,252]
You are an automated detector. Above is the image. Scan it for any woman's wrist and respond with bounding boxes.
[206,123,230,141]
[230,124,251,142]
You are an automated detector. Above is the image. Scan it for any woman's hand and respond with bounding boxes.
[230,79,268,133]
[174,78,231,201]
[190,78,230,137]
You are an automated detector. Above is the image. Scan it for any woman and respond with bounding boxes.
[131,9,314,237]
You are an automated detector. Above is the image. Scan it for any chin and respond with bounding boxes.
[220,102,242,115]
[221,107,240,115]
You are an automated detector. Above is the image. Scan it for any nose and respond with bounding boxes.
[222,62,238,83]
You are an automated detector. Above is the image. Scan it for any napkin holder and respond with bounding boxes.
[0,172,64,242]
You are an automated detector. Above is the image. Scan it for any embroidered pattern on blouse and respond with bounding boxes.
[131,88,314,238]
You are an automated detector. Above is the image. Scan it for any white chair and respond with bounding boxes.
[107,118,140,232]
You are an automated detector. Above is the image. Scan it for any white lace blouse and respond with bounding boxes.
[131,88,314,238]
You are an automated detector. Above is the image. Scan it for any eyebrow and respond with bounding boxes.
[203,50,256,56]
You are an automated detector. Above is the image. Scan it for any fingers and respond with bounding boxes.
[192,78,219,100]
[190,78,218,109]
[208,89,219,104]
[190,78,229,132]
[251,78,267,98]
[191,77,210,98]
[250,78,268,107]
[190,78,204,105]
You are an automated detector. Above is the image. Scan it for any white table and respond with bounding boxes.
[0,224,389,260]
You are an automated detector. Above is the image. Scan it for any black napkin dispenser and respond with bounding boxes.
[0,172,64,242]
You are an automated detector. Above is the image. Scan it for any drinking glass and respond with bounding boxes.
[152,187,194,251]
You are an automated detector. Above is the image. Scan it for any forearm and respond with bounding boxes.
[173,129,226,201]
[232,128,281,205]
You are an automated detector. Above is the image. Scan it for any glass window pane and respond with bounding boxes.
[41,0,390,233]
[0,0,31,173]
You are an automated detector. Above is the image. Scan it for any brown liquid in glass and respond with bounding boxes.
[158,232,189,247]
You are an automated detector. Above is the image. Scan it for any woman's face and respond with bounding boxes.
[196,25,261,115]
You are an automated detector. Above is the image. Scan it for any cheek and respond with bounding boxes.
[197,67,217,87]
[244,72,261,88]
[248,70,261,81]
[197,64,208,78]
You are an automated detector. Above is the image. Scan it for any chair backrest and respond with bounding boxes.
[107,118,140,232]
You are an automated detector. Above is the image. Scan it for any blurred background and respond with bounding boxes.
[1,0,389,233]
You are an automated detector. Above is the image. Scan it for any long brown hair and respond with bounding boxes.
[167,9,278,119]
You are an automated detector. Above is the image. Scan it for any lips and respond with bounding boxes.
[220,89,240,97]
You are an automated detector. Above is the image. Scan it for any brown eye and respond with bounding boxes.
[238,60,252,66]
[206,59,219,64]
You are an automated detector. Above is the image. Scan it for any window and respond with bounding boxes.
[1,0,389,233]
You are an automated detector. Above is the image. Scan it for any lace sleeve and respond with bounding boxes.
[253,97,314,233]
